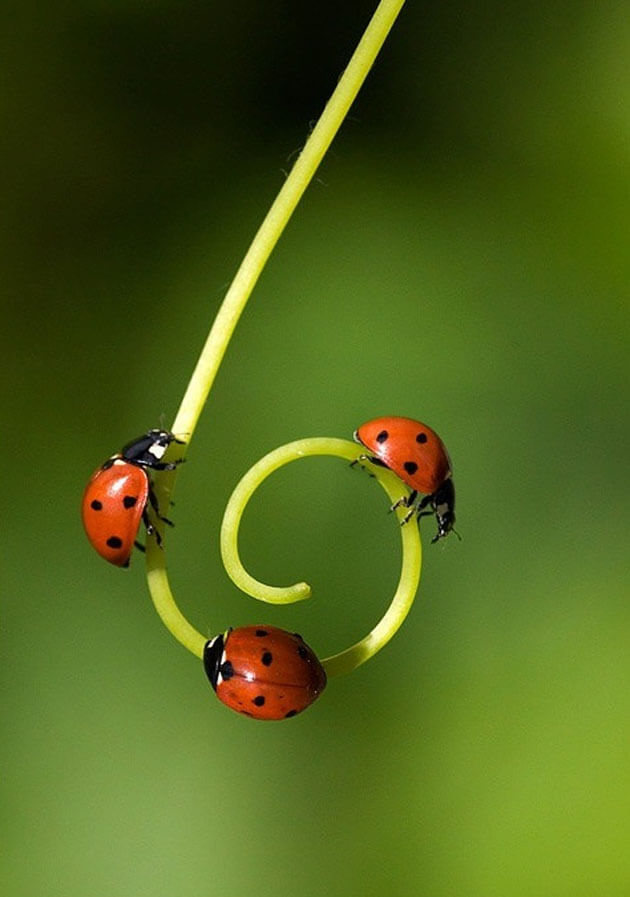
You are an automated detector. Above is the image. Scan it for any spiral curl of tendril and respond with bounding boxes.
[146,437,421,679]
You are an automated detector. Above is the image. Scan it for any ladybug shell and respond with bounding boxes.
[81,459,149,567]
[204,626,327,720]
[356,416,452,495]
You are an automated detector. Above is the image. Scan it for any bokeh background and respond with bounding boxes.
[3,1,629,895]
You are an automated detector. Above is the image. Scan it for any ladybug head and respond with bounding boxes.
[202,632,226,690]
[120,429,186,469]
[142,429,187,454]
[432,478,456,543]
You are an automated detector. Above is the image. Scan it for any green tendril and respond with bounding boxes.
[220,438,422,677]
[144,0,410,659]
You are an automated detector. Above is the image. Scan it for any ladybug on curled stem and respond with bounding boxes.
[82,429,185,567]
[354,416,457,542]
[203,625,327,720]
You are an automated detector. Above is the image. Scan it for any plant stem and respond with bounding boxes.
[146,0,407,655]
[146,560,207,658]
[170,0,406,441]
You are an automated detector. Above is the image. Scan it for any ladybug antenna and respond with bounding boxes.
[452,527,462,542]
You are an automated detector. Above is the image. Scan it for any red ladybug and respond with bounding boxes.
[354,416,456,542]
[82,429,184,567]
[203,625,327,720]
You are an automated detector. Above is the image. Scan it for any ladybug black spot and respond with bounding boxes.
[376,430,389,443]
[220,660,235,680]
[253,695,266,707]
[297,645,308,660]
[90,499,103,511]
[255,629,268,637]
[285,710,298,718]
[106,536,123,549]
[123,495,138,509]
[403,461,418,475]
[261,651,273,666]
[416,432,428,444]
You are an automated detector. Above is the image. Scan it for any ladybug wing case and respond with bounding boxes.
[82,462,149,566]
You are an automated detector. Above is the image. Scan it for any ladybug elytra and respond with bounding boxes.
[203,625,327,720]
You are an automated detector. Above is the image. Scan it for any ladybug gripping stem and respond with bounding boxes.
[82,429,185,567]
[354,416,457,543]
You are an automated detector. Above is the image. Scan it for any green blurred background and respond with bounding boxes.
[2,1,629,895]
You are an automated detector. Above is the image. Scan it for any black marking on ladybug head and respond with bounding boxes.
[376,430,389,443]
[403,461,418,475]
[285,709,298,718]
[123,495,138,509]
[416,432,427,444]
[255,629,269,637]
[261,651,273,666]
[106,536,123,549]
[202,634,225,690]
[297,645,308,660]
[90,499,103,511]
[253,695,266,707]
[121,430,176,467]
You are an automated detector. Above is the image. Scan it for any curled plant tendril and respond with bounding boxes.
[144,436,422,683]
[220,437,422,678]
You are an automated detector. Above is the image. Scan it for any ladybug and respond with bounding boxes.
[354,416,456,542]
[203,625,327,720]
[82,429,185,567]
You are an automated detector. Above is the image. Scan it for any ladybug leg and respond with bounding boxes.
[389,489,418,511]
[415,493,433,512]
[142,508,163,547]
[405,493,434,527]
[148,484,175,527]
[350,454,380,478]
[360,454,389,469]
[402,508,435,528]
[395,493,436,528]
[134,540,146,553]
[145,458,185,471]
[414,493,440,536]
[390,489,418,512]
[389,490,419,526]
